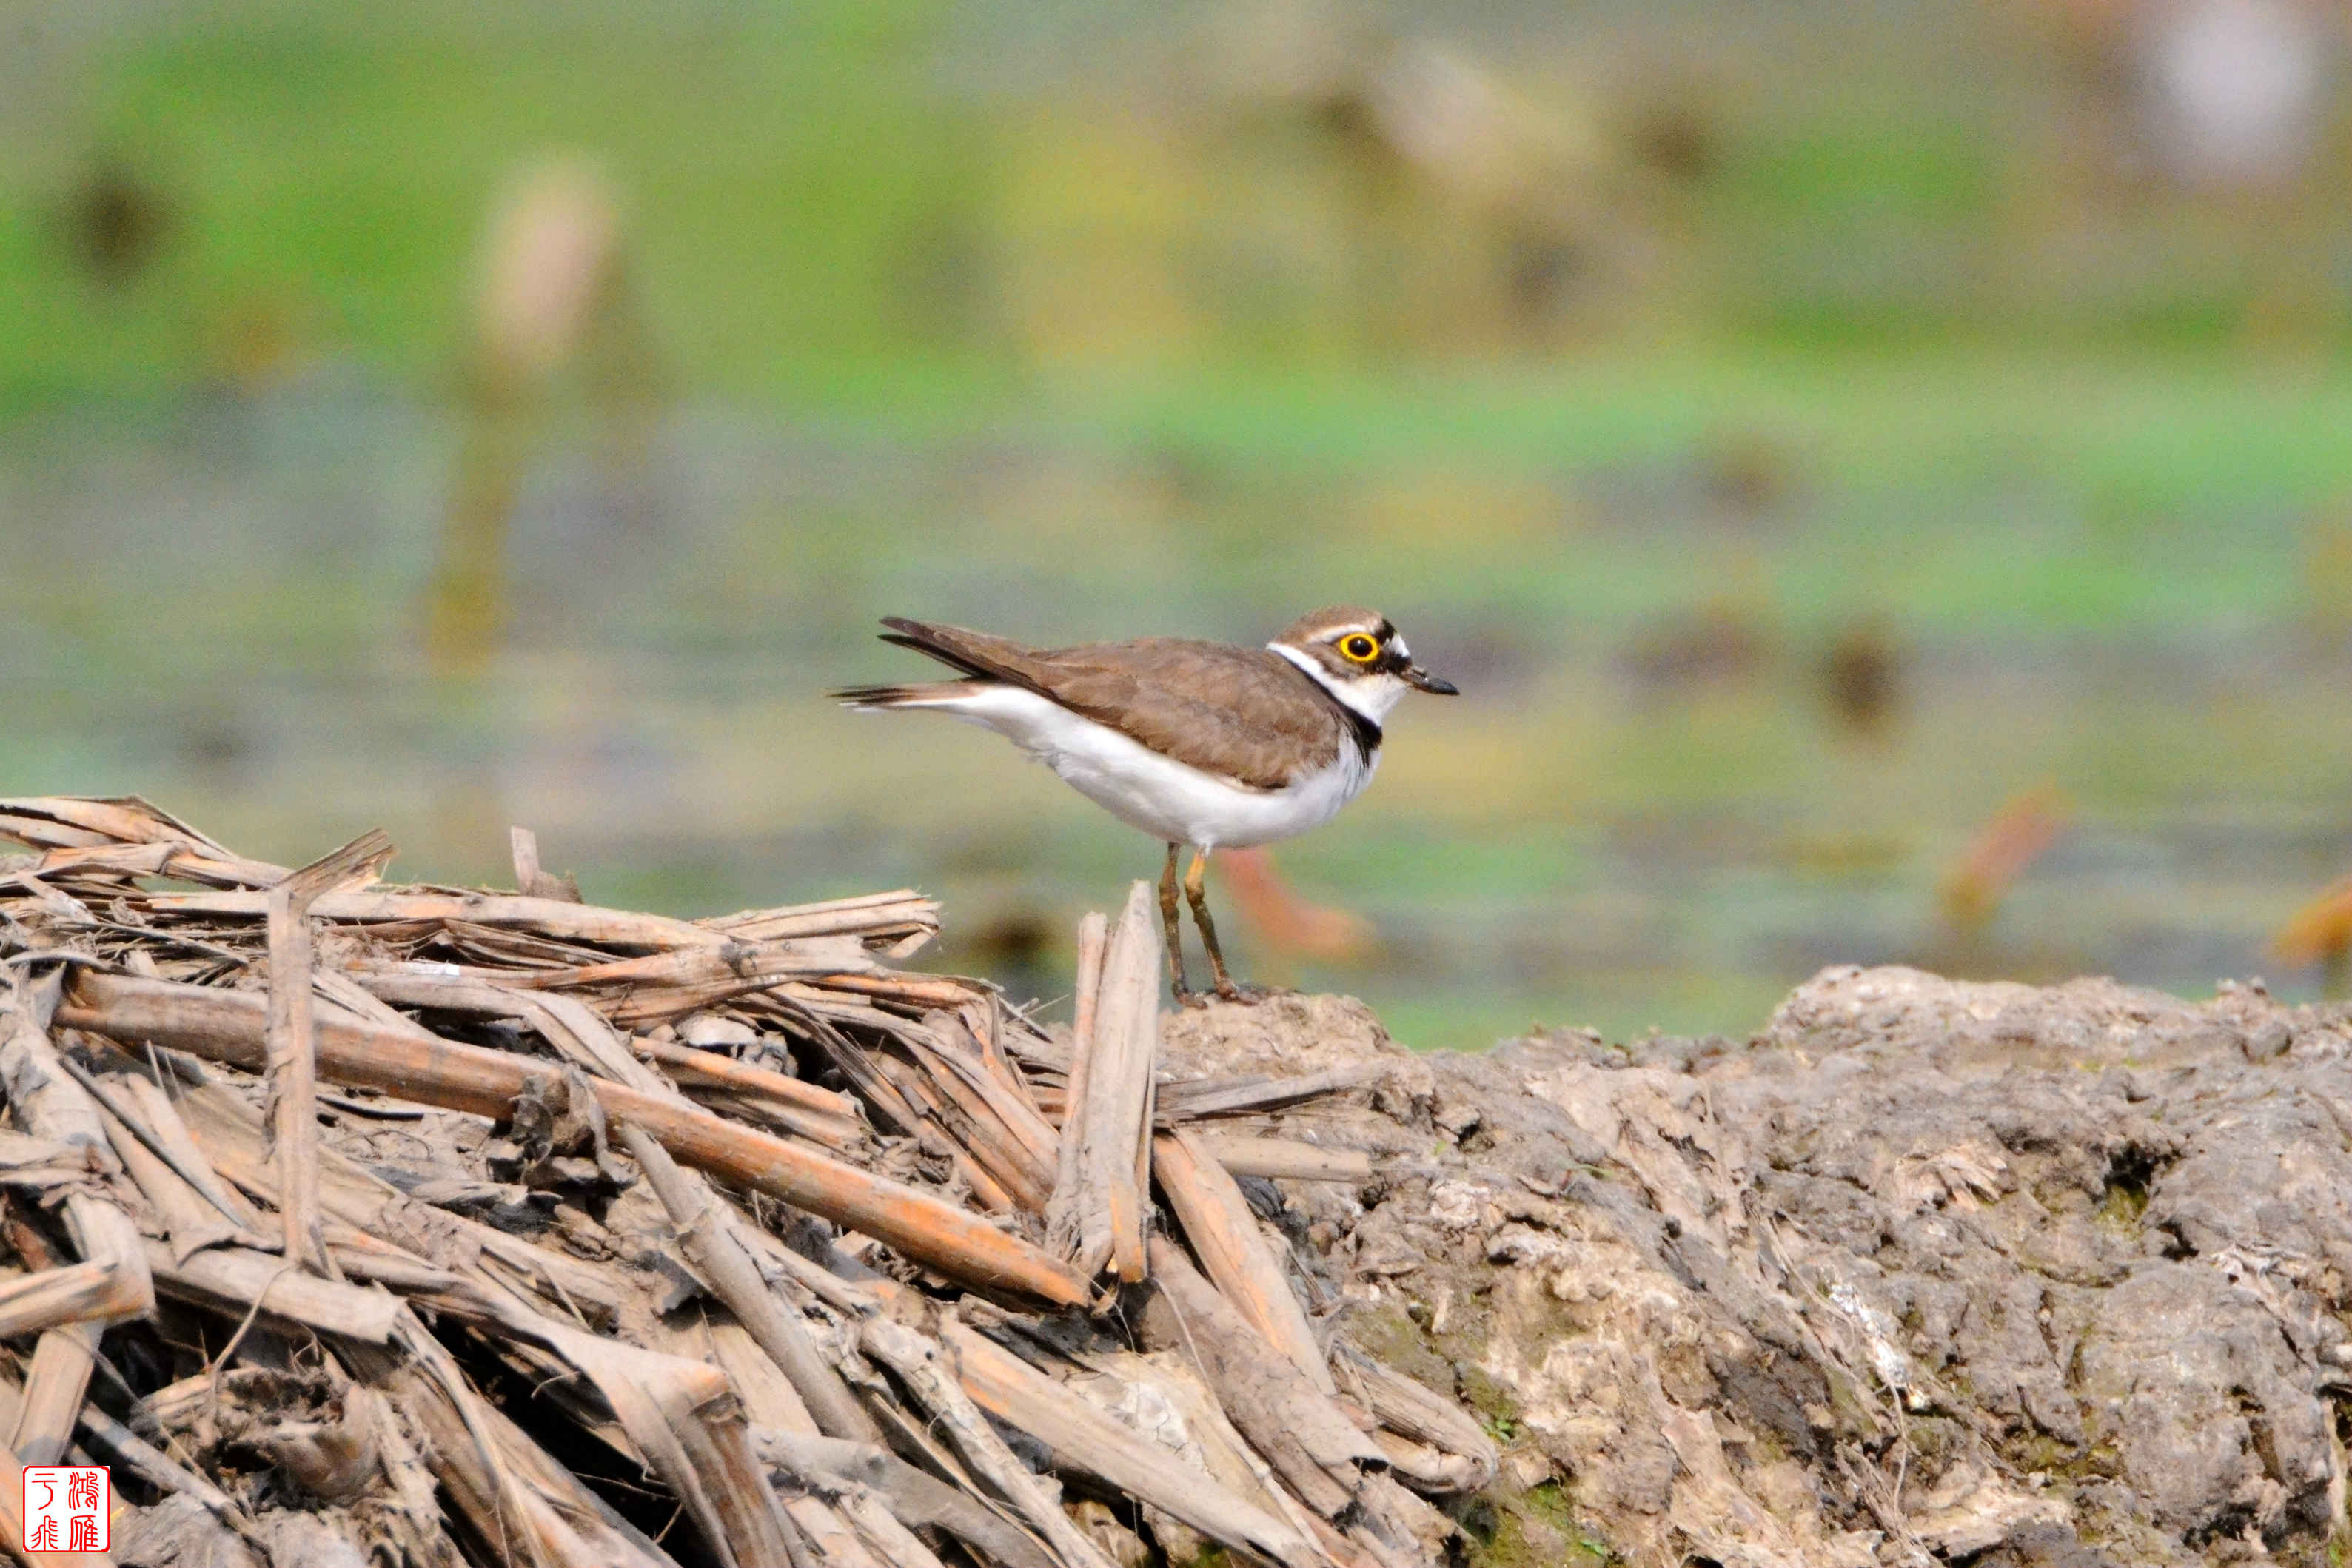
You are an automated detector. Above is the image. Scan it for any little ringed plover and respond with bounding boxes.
[835,606,1458,1000]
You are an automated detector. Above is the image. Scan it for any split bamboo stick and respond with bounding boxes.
[1334,1347,1498,1492]
[90,1085,244,1263]
[0,794,283,891]
[147,888,726,953]
[1044,912,1107,1253]
[349,1316,682,1568]
[0,1264,138,1345]
[616,1122,882,1445]
[1200,1134,1375,1183]
[1144,1236,1383,1521]
[169,1075,629,1330]
[939,1316,1324,1566]
[142,1239,401,1344]
[626,1035,856,1122]
[490,934,878,994]
[506,825,578,902]
[0,971,151,1467]
[264,830,392,1273]
[1158,1060,1393,1121]
[1047,884,1160,1281]
[860,1313,1121,1568]
[362,973,860,1147]
[1154,1128,1336,1395]
[701,891,938,945]
[755,1427,1053,1568]
[11,1325,103,1472]
[108,1076,266,1231]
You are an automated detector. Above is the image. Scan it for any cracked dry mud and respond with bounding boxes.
[1162,965,2352,1567]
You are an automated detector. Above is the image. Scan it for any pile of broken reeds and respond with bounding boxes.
[0,797,1493,1568]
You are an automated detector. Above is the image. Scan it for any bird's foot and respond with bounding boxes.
[1173,982,1267,1008]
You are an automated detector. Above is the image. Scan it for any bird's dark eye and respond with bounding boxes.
[1339,634,1379,663]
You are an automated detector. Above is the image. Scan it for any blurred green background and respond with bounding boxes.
[7,0,2352,1047]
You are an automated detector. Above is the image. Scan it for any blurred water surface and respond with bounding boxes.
[9,354,2352,1046]
[9,1,2352,1043]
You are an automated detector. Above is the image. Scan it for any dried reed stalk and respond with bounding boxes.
[1154,1128,1336,1395]
[141,1238,400,1343]
[1200,1133,1374,1183]
[940,1316,1324,1564]
[755,1426,1054,1568]
[1158,1059,1393,1122]
[616,1121,880,1445]
[1333,1346,1499,1494]
[90,1082,244,1263]
[1046,882,1160,1281]
[861,1312,1121,1568]
[0,794,284,890]
[350,1315,681,1568]
[1145,1236,1384,1521]
[265,829,393,1272]
[59,971,1090,1307]
[0,969,151,1466]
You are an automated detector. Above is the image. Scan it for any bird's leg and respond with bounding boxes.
[1184,849,1246,1002]
[1159,842,1193,999]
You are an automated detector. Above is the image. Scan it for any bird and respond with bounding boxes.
[834,607,1458,1002]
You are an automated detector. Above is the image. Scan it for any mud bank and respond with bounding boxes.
[1168,968,2352,1567]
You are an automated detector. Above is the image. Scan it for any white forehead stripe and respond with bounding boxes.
[1268,642,1324,674]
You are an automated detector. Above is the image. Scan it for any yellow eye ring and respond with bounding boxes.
[1339,634,1379,663]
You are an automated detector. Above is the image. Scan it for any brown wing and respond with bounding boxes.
[874,620,1346,791]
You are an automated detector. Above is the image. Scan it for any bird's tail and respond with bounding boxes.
[831,680,979,711]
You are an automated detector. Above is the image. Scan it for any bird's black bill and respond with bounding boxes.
[1404,666,1458,695]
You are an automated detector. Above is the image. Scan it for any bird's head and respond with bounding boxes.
[1268,606,1458,724]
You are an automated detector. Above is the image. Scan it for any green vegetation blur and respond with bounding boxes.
[7,0,2352,1045]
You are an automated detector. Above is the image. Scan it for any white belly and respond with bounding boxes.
[903,686,1376,848]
